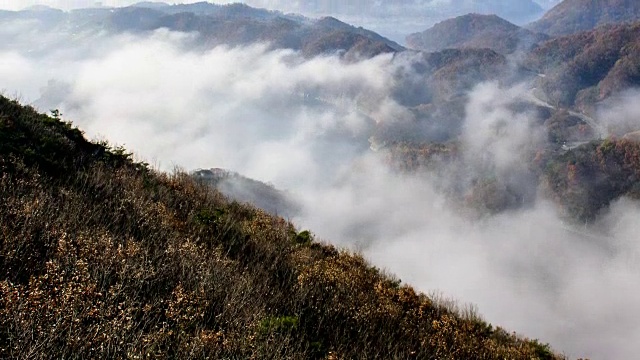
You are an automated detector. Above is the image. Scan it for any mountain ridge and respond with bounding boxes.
[407,13,548,55]
[527,0,640,36]
[0,2,403,58]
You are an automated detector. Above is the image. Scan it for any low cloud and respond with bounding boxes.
[598,88,640,137]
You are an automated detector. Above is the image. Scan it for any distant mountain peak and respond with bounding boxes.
[407,13,548,55]
[316,16,351,28]
[130,1,170,9]
[23,4,63,12]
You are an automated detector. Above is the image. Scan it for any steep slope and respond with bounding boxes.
[0,97,561,358]
[525,21,640,111]
[528,0,640,36]
[407,14,548,55]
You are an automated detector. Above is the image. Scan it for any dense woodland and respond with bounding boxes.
[525,22,640,111]
[542,137,640,221]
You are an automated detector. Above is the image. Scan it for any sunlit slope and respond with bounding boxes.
[0,96,561,358]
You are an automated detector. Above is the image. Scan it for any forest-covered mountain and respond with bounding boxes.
[378,48,511,145]
[387,14,640,221]
[406,13,548,55]
[524,21,640,112]
[383,51,639,221]
[527,0,640,36]
[0,2,403,58]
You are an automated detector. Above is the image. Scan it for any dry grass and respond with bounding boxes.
[0,96,563,359]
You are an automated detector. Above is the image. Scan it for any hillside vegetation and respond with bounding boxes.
[527,0,640,36]
[406,14,548,55]
[0,97,563,358]
[525,21,640,112]
[541,137,640,221]
[2,3,402,59]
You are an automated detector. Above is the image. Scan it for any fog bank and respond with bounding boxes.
[1,23,640,359]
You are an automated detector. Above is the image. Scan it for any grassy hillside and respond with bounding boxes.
[0,96,561,358]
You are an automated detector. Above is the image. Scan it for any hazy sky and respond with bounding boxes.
[0,0,197,11]
[0,0,562,12]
